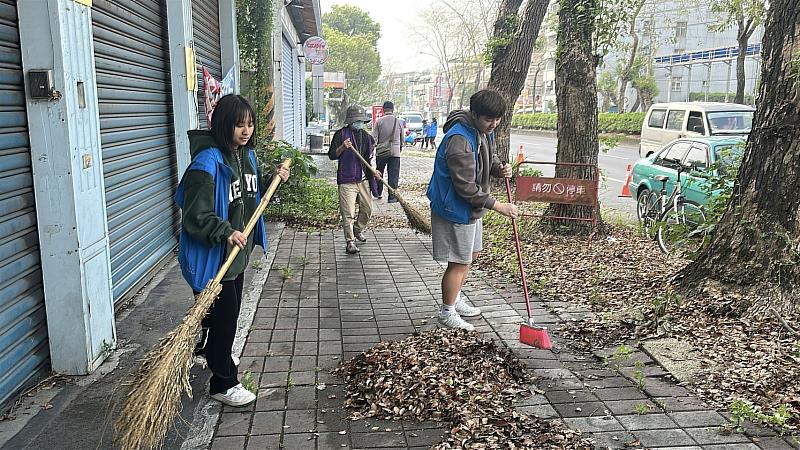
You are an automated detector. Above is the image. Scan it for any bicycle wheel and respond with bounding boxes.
[657,200,706,257]
[639,191,661,239]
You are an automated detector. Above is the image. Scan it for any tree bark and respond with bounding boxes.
[542,0,602,234]
[678,1,800,313]
[487,0,550,163]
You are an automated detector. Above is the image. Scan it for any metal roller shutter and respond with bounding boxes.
[92,0,179,302]
[0,0,49,407]
[193,0,222,129]
[281,35,295,146]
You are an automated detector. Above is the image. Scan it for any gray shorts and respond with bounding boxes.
[431,212,483,265]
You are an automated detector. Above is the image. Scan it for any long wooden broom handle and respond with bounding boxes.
[505,170,533,321]
[345,145,396,195]
[212,158,293,285]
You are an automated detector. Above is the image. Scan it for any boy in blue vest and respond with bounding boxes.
[426,89,518,330]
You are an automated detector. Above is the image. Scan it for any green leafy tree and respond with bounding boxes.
[598,70,619,111]
[630,61,658,112]
[322,6,381,120]
[710,0,766,104]
[323,4,381,46]
[323,25,381,114]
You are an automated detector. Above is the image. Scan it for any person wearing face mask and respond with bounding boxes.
[328,105,378,254]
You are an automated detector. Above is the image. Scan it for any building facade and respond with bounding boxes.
[0,0,318,410]
[519,0,764,113]
[274,0,321,148]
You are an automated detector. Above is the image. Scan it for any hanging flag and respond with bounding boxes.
[203,66,237,127]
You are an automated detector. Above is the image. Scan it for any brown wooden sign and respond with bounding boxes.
[516,176,599,206]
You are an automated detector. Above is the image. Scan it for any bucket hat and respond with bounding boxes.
[345,105,367,124]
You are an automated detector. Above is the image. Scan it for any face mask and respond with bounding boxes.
[350,121,365,131]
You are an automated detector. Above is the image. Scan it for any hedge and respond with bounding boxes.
[512,112,645,134]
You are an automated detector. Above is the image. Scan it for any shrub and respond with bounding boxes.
[511,112,645,134]
[257,140,339,228]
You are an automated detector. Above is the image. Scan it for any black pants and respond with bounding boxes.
[375,155,401,200]
[196,273,243,395]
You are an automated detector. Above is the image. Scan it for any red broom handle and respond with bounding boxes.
[504,175,533,320]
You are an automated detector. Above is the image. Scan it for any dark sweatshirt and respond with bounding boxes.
[181,132,265,281]
[443,110,503,220]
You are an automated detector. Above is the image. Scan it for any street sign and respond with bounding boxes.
[514,160,600,241]
[371,105,384,123]
[516,177,598,206]
[303,36,329,65]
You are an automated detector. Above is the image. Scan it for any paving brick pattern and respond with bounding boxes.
[208,157,798,449]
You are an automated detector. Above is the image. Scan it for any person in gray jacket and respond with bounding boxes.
[372,101,403,203]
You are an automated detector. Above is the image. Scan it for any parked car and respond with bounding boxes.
[639,102,754,158]
[399,111,424,144]
[628,136,746,220]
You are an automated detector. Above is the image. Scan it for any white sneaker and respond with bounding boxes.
[455,299,481,317]
[211,383,256,407]
[438,313,475,331]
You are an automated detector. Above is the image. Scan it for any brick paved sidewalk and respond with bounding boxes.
[207,223,797,450]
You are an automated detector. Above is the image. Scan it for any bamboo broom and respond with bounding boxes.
[115,158,292,450]
[346,146,432,234]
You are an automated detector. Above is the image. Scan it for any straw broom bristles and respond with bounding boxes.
[115,159,292,450]
[347,146,431,235]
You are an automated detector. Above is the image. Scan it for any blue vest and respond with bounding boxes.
[174,147,268,291]
[426,122,481,224]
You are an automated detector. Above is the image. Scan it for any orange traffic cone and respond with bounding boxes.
[619,164,633,197]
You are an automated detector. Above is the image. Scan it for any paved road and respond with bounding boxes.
[510,132,638,218]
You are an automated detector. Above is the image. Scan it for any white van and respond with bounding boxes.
[639,102,755,158]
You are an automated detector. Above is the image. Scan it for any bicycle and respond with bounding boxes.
[639,159,707,257]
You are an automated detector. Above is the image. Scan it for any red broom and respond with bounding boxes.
[504,173,552,349]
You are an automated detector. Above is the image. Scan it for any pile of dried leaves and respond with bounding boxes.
[333,329,594,449]
[478,213,800,430]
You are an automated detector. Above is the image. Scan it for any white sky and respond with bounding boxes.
[319,0,439,73]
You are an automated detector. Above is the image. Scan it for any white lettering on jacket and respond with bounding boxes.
[229,179,242,202]
[244,174,258,193]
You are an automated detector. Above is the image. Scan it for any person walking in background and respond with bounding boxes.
[421,119,430,149]
[372,101,403,203]
[328,105,377,254]
[427,117,438,149]
[426,89,517,330]
[176,94,290,407]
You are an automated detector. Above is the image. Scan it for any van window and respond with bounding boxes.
[648,109,667,128]
[708,111,754,134]
[665,110,686,130]
[687,111,705,134]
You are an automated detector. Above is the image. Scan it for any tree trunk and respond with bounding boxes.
[542,0,602,234]
[487,0,550,163]
[678,1,800,313]
[617,0,645,113]
[735,34,748,104]
[531,65,542,112]
[630,93,641,112]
